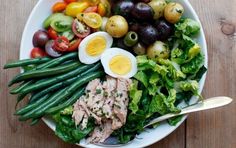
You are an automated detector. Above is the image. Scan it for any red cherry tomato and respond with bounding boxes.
[30,47,47,58]
[83,6,98,13]
[68,38,82,51]
[72,19,91,38]
[48,27,58,40]
[64,0,77,4]
[53,36,70,52]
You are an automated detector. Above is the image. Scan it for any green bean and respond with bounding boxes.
[4,57,51,69]
[9,62,80,86]
[19,88,68,121]
[45,87,85,114]
[36,52,77,69]
[15,94,51,115]
[16,93,28,104]
[29,62,102,103]
[19,71,104,120]
[20,64,92,94]
[10,81,33,94]
[30,118,40,126]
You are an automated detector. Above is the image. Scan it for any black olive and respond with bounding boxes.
[113,1,134,18]
[114,38,129,50]
[138,24,158,45]
[154,19,174,41]
[131,2,154,21]
[129,22,140,32]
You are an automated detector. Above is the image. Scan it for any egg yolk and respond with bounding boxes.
[109,55,131,75]
[86,36,106,56]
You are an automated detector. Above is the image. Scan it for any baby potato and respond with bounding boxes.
[105,15,128,38]
[148,0,167,20]
[164,2,184,24]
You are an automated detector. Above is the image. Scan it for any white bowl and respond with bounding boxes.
[20,0,208,147]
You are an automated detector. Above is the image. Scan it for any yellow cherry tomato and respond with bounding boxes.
[81,0,100,6]
[98,3,106,17]
[65,2,90,17]
[77,12,102,29]
[100,0,111,16]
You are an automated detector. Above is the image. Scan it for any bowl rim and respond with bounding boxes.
[19,0,208,147]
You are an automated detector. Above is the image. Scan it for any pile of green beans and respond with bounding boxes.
[4,52,104,125]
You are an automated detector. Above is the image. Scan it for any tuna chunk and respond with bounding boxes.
[88,120,113,143]
[72,77,132,143]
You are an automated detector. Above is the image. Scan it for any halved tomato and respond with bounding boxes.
[53,36,69,52]
[47,27,58,40]
[83,6,98,13]
[64,0,77,4]
[68,38,82,51]
[72,19,91,38]
[30,47,47,58]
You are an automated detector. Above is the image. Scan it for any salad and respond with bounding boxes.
[4,0,207,145]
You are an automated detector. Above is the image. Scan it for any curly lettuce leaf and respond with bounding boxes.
[60,106,73,115]
[175,18,200,36]
[158,59,186,81]
[134,71,148,87]
[168,115,183,126]
[136,55,168,76]
[174,80,199,95]
[149,89,180,115]
[53,110,95,143]
[171,35,201,65]
[149,95,169,115]
[129,80,143,114]
[161,89,180,113]
[181,53,204,74]
[55,116,94,143]
[171,47,187,64]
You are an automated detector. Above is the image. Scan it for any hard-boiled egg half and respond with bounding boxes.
[79,32,113,64]
[101,48,137,78]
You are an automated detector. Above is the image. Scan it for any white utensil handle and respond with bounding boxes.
[144,96,233,128]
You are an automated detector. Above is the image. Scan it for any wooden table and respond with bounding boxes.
[0,0,235,147]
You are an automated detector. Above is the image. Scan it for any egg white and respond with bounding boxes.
[101,48,137,78]
[78,32,113,64]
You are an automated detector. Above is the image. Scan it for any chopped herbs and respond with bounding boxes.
[96,89,102,94]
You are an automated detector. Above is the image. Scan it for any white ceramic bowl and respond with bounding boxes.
[20,0,208,147]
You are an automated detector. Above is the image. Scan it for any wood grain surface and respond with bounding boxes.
[0,0,235,148]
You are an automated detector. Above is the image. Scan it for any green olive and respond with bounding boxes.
[133,42,146,55]
[147,41,170,60]
[164,2,184,24]
[124,31,138,47]
[105,15,128,38]
[148,0,167,20]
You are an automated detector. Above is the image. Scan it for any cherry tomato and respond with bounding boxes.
[64,0,77,4]
[52,2,67,13]
[47,27,58,40]
[68,38,82,51]
[65,2,90,17]
[77,12,102,29]
[83,6,98,13]
[98,3,106,16]
[72,19,91,38]
[53,36,70,52]
[30,47,47,58]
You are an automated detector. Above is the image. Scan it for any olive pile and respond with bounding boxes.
[112,0,184,55]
